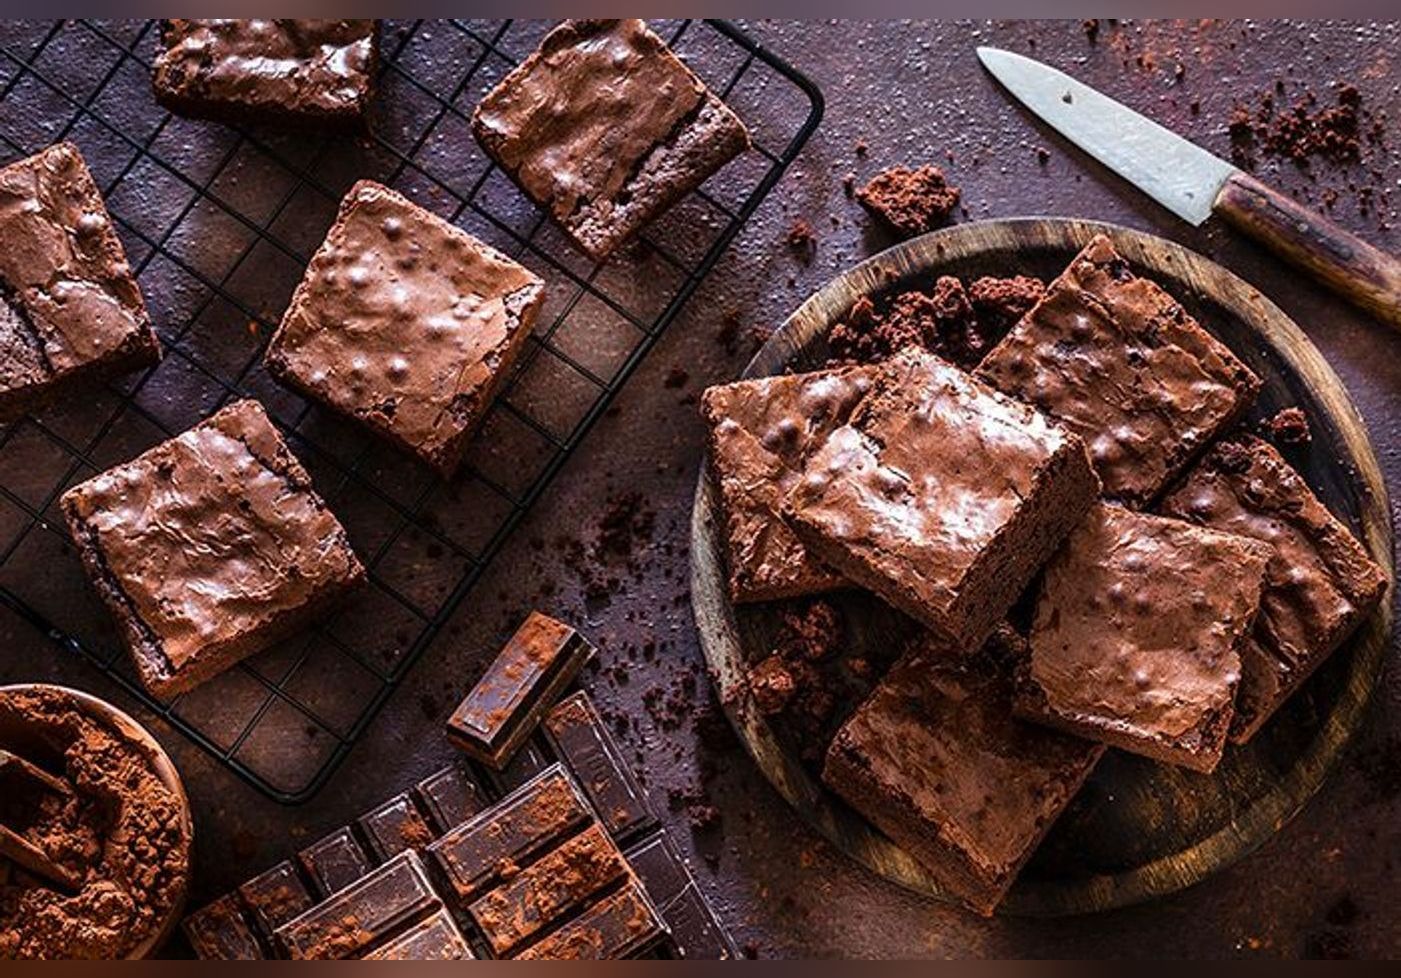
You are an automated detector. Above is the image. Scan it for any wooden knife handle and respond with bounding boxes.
[1215,171,1401,329]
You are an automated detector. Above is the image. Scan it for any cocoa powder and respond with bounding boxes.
[0,688,188,959]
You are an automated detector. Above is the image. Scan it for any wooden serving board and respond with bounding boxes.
[689,218,1394,915]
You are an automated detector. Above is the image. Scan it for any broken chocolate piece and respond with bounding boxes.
[447,611,595,768]
[412,765,487,833]
[356,793,434,862]
[545,691,656,841]
[182,893,265,960]
[657,884,737,960]
[275,850,441,960]
[469,823,628,956]
[238,860,314,943]
[427,764,592,903]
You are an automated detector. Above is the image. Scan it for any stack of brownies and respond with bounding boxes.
[701,234,1387,915]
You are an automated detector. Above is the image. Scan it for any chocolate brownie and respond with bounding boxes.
[1159,435,1387,742]
[855,164,960,238]
[1,142,160,422]
[265,181,545,477]
[783,347,1099,649]
[60,399,364,698]
[152,20,379,127]
[700,367,875,602]
[1015,503,1273,772]
[823,628,1103,916]
[978,235,1261,507]
[473,19,750,260]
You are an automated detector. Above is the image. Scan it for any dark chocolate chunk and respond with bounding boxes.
[623,833,690,907]
[447,611,594,768]
[237,860,314,942]
[468,822,628,956]
[298,826,372,897]
[413,765,487,833]
[356,792,435,862]
[182,893,265,960]
[362,909,474,961]
[545,691,655,841]
[657,883,737,960]
[427,764,592,903]
[275,850,441,960]
[490,737,556,794]
[513,880,663,960]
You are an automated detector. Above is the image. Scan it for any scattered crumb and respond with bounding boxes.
[786,217,817,263]
[856,164,960,239]
[1264,406,1311,446]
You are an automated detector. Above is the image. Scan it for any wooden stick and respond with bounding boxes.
[0,824,81,893]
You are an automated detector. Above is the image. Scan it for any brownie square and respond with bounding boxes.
[152,20,379,127]
[265,181,546,477]
[1,142,160,422]
[783,347,1099,650]
[978,235,1261,507]
[473,19,750,260]
[60,399,364,698]
[700,367,875,603]
[1159,435,1388,742]
[1015,503,1273,772]
[823,627,1103,916]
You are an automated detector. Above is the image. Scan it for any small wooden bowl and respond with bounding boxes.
[691,218,1394,915]
[0,683,193,957]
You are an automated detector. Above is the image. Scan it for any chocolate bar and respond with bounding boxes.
[489,737,555,794]
[512,880,663,960]
[362,909,474,961]
[447,611,595,768]
[298,826,372,897]
[357,793,435,862]
[427,764,591,903]
[412,765,487,833]
[275,850,441,959]
[624,834,735,959]
[469,823,628,956]
[546,691,655,841]
[238,860,314,942]
[182,893,265,960]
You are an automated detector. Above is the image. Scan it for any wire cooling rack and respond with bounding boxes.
[0,19,822,803]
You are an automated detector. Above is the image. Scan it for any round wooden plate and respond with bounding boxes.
[0,683,194,956]
[690,218,1394,915]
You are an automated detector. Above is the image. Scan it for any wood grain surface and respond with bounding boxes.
[690,218,1394,916]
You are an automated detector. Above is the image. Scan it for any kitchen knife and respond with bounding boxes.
[977,46,1401,329]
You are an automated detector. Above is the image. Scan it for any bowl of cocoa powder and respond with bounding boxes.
[0,684,192,959]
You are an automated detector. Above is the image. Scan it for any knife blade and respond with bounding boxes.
[977,46,1401,329]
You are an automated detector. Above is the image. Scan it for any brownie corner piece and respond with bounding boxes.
[699,367,875,603]
[265,180,545,477]
[1,141,160,422]
[1016,502,1273,772]
[783,347,1098,649]
[822,628,1103,916]
[152,19,380,127]
[977,233,1259,506]
[1158,434,1388,742]
[59,399,363,698]
[472,18,750,260]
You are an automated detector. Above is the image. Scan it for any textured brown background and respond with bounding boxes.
[2,19,1399,958]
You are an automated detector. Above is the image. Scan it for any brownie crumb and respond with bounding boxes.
[747,654,797,715]
[1264,406,1311,446]
[854,138,868,157]
[856,165,960,238]
[1082,19,1100,43]
[841,172,857,198]
[827,274,1044,370]
[786,217,817,263]
[1230,82,1379,169]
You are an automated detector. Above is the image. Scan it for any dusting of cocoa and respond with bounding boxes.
[0,688,189,959]
[855,165,960,239]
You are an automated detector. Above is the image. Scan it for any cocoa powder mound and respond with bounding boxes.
[0,688,188,959]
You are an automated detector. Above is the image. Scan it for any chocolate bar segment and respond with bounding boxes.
[428,764,592,903]
[238,860,314,942]
[624,834,689,907]
[298,826,372,897]
[513,879,663,960]
[489,737,555,794]
[183,893,264,960]
[275,850,441,960]
[546,691,655,841]
[447,611,595,768]
[469,822,628,956]
[659,883,738,960]
[413,765,487,833]
[357,792,435,862]
[362,909,474,961]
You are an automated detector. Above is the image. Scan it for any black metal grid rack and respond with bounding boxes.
[0,19,822,802]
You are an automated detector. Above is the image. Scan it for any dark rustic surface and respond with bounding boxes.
[1,19,1398,958]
